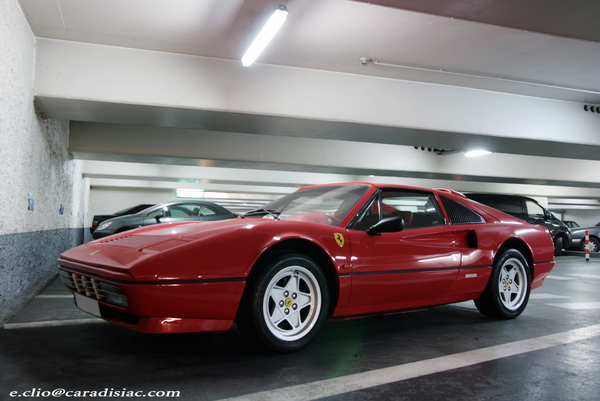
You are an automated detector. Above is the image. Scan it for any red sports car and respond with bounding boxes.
[58,183,555,352]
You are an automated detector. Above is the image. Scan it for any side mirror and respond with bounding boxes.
[148,211,164,222]
[367,216,404,235]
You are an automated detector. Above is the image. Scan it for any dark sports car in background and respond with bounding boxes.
[91,200,235,239]
[59,183,555,353]
[569,222,600,253]
[90,204,155,234]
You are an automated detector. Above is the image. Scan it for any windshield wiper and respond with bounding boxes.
[242,209,281,219]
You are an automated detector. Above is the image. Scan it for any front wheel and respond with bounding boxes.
[237,254,330,353]
[553,236,563,256]
[475,249,531,319]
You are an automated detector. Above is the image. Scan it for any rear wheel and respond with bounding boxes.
[475,249,531,319]
[581,237,600,253]
[237,254,329,353]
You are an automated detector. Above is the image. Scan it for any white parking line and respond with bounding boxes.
[567,274,600,279]
[546,275,575,280]
[530,293,570,300]
[219,324,600,401]
[546,302,600,310]
[36,295,73,299]
[451,301,477,309]
[2,319,106,329]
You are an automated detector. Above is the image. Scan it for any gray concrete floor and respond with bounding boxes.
[2,256,600,400]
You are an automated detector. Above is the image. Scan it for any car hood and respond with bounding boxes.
[99,217,270,239]
[60,217,327,281]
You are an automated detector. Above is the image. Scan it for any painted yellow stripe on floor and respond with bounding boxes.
[220,324,600,401]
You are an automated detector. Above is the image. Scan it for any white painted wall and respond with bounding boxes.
[0,0,87,323]
[89,187,173,221]
[562,211,600,228]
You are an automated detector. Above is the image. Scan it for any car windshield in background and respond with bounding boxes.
[262,184,369,225]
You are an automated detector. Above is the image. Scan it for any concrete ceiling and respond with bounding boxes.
[17,0,600,211]
[20,0,600,100]
[357,0,600,43]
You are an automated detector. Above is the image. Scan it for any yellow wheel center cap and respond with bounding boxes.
[285,298,293,307]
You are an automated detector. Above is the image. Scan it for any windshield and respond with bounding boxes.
[259,184,369,226]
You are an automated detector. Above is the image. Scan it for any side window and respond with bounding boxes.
[496,197,524,215]
[147,207,165,218]
[168,206,191,217]
[525,200,545,218]
[351,197,381,231]
[199,205,217,216]
[351,190,444,231]
[165,203,203,217]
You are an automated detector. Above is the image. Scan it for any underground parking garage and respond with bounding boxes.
[2,0,600,400]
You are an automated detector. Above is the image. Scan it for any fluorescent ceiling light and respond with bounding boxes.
[465,150,492,157]
[242,5,288,67]
[176,188,205,198]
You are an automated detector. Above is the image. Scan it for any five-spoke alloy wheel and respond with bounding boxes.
[237,253,329,353]
[475,249,531,319]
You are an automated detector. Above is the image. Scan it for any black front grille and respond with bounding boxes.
[58,270,105,301]
[100,305,141,325]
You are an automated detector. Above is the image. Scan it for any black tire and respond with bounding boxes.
[553,236,563,256]
[475,249,531,319]
[236,254,330,353]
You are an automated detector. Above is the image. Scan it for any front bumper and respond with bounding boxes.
[58,267,246,334]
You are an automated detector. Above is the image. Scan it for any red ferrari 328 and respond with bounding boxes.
[58,183,555,352]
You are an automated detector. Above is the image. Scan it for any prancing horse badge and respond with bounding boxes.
[334,233,345,247]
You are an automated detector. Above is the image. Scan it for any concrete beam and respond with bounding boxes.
[35,39,600,159]
[71,123,600,192]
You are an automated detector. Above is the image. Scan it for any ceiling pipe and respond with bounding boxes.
[360,58,600,95]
